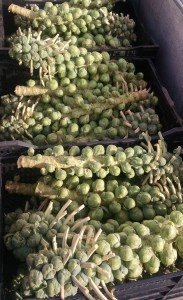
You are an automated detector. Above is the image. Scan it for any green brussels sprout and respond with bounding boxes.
[92,179,105,192]
[75,272,89,287]
[96,240,111,256]
[57,269,71,284]
[93,145,105,156]
[67,259,81,276]
[109,255,121,271]
[76,183,90,195]
[88,220,101,231]
[134,224,150,238]
[122,225,135,235]
[84,267,96,278]
[143,205,156,220]
[91,254,102,266]
[21,226,33,238]
[106,233,121,248]
[29,269,44,291]
[109,201,121,214]
[175,236,183,258]
[42,263,56,280]
[139,246,154,263]
[87,193,101,209]
[11,232,26,248]
[13,246,33,261]
[29,213,42,224]
[126,233,142,249]
[123,197,136,210]
[102,223,115,234]
[150,235,165,252]
[33,253,48,270]
[136,192,151,206]
[101,192,115,205]
[97,262,113,283]
[115,210,129,224]
[89,208,104,221]
[177,204,183,214]
[115,185,128,199]
[113,262,128,282]
[144,255,160,274]
[51,256,63,272]
[160,221,178,241]
[129,207,143,222]
[27,233,41,248]
[143,220,161,234]
[127,264,143,279]
[46,278,60,297]
[170,211,183,226]
[154,203,167,216]
[119,245,134,261]
[159,245,177,266]
[107,219,119,230]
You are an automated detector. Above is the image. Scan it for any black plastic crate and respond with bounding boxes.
[2,131,183,299]
[0,55,182,157]
[0,0,159,57]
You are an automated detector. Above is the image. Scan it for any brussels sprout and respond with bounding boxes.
[92,179,105,192]
[175,234,183,258]
[106,233,121,248]
[29,269,44,291]
[75,272,89,287]
[11,232,26,248]
[113,264,128,281]
[150,235,165,252]
[87,193,101,209]
[67,259,81,276]
[119,245,134,261]
[143,220,160,234]
[42,263,56,280]
[159,245,177,266]
[144,255,160,274]
[51,256,63,272]
[96,240,111,256]
[125,253,140,270]
[91,254,102,266]
[138,246,154,263]
[33,253,48,270]
[97,262,113,283]
[129,207,143,222]
[102,223,115,234]
[88,208,104,221]
[170,211,183,226]
[143,205,156,220]
[126,233,142,250]
[136,192,151,206]
[123,197,136,210]
[122,226,136,235]
[109,255,121,271]
[160,221,178,241]
[109,201,121,214]
[134,224,150,238]
[46,278,60,297]
[57,269,71,284]
[115,185,128,199]
[127,264,143,279]
[107,219,119,230]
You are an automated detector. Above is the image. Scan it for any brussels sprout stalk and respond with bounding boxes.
[8,4,37,19]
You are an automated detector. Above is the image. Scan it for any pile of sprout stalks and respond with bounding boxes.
[9,1,136,50]
[5,133,183,224]
[4,199,183,300]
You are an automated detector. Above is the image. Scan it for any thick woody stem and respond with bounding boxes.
[8,4,37,19]
[15,86,48,97]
